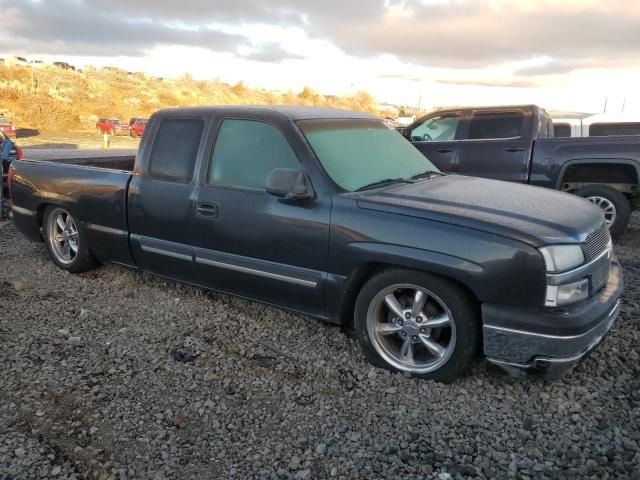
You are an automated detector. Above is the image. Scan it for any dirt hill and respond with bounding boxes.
[0,62,386,131]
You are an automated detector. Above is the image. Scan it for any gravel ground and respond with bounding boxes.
[1,213,639,479]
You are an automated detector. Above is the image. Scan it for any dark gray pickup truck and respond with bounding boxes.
[401,104,640,236]
[9,106,623,382]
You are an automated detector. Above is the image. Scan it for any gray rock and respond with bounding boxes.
[289,456,301,470]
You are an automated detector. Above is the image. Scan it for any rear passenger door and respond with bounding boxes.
[455,109,531,183]
[192,117,330,317]
[128,116,206,282]
[407,112,462,172]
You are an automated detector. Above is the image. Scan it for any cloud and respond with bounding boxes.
[240,43,306,63]
[378,73,542,89]
[2,0,640,72]
[0,0,262,57]
[314,0,640,68]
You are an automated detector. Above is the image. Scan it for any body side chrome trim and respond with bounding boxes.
[195,256,318,288]
[140,244,193,261]
[11,205,35,216]
[86,223,128,236]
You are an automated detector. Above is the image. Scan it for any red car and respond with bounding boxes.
[96,118,129,136]
[129,118,148,138]
[0,116,16,137]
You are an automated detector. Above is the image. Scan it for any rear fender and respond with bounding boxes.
[556,158,640,192]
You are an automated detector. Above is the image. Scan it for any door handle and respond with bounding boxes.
[505,147,525,152]
[196,203,218,218]
[437,148,454,153]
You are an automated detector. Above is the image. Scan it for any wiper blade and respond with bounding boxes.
[356,178,410,192]
[410,170,444,181]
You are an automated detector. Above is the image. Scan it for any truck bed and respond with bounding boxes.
[25,154,136,171]
[9,158,134,264]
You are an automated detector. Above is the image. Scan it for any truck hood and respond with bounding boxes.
[355,175,604,246]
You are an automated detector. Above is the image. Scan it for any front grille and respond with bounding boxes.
[583,224,610,261]
[590,254,610,294]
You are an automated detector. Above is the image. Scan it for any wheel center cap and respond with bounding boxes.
[403,319,419,336]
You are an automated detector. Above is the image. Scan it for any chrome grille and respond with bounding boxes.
[590,254,610,294]
[583,224,610,261]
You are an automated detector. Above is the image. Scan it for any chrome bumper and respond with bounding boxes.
[483,259,623,380]
[486,300,620,379]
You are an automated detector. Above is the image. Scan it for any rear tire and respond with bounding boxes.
[575,185,631,237]
[43,205,98,273]
[354,269,480,383]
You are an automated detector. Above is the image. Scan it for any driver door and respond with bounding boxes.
[191,117,330,317]
[408,112,462,172]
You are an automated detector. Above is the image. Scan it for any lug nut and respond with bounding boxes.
[397,319,403,326]
[416,316,423,323]
[412,336,418,341]
[400,331,407,337]
[420,328,426,334]
[405,313,411,319]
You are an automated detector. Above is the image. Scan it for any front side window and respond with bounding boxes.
[468,112,524,139]
[410,115,460,142]
[208,119,299,190]
[300,119,439,192]
[148,117,204,183]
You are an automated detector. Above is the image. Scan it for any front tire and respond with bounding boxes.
[43,206,98,273]
[575,185,631,237]
[354,269,480,383]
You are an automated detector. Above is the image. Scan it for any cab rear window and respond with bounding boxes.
[148,118,204,183]
[468,112,524,140]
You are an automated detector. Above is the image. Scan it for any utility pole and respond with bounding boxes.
[603,97,608,113]
[622,97,626,113]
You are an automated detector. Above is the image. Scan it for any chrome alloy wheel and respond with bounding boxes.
[586,195,617,228]
[47,208,79,264]
[366,284,456,374]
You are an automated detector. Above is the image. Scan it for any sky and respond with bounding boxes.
[2,0,640,114]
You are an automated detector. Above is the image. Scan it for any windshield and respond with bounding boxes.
[299,119,439,192]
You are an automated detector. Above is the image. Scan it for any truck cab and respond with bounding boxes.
[402,104,640,236]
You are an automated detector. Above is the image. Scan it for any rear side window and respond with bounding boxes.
[468,112,524,140]
[554,123,572,137]
[208,119,299,190]
[589,122,640,137]
[148,118,204,183]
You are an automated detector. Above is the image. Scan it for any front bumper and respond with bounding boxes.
[483,260,623,379]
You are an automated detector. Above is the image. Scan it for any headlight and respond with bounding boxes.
[539,245,584,273]
[545,279,589,307]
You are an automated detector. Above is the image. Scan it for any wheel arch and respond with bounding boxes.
[556,158,640,194]
[337,259,482,331]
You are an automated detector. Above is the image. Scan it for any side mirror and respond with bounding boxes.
[396,127,409,138]
[266,168,315,202]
